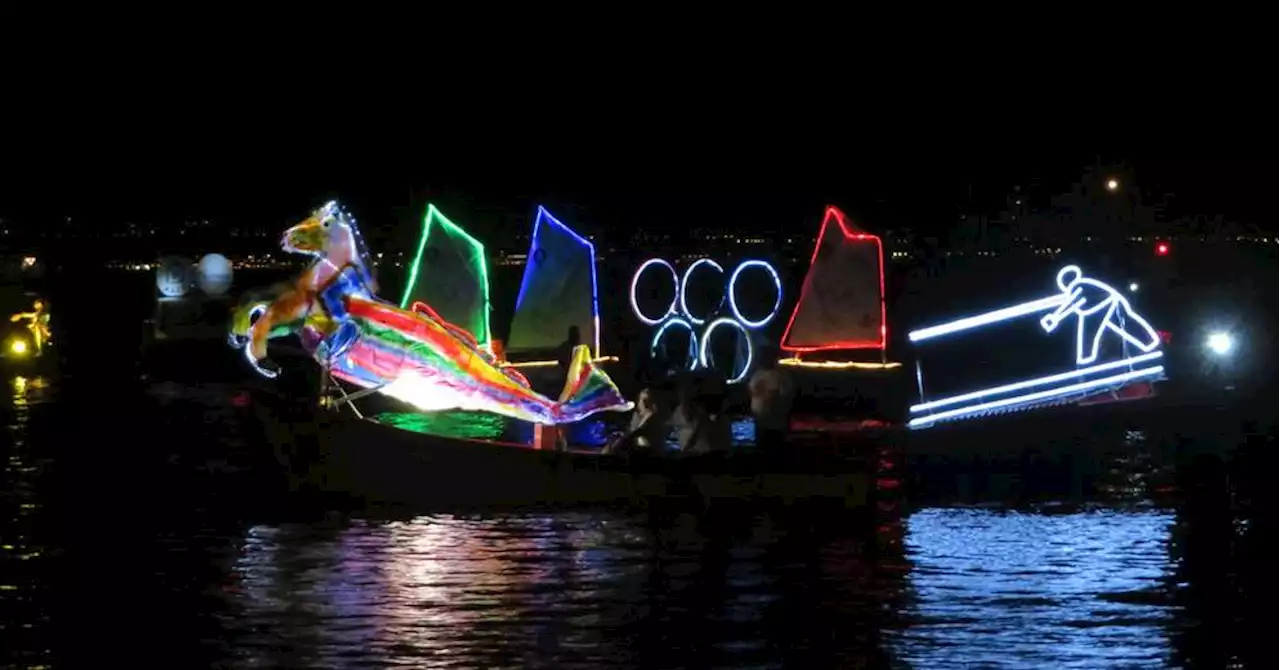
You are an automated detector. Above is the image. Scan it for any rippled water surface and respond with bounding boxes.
[895,508,1177,667]
[0,370,1263,668]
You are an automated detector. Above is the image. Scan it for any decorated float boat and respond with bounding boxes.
[777,206,908,419]
[236,201,877,511]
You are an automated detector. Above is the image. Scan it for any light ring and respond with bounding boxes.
[651,317,699,371]
[727,260,782,328]
[698,316,754,384]
[630,258,679,326]
[679,258,725,326]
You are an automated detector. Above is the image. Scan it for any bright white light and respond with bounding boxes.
[1128,282,1139,292]
[1206,332,1233,356]
[1106,178,1119,191]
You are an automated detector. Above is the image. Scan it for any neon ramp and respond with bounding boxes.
[907,264,1166,429]
[399,204,492,348]
[505,206,602,365]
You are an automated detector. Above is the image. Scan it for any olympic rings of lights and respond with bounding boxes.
[650,317,699,371]
[630,258,679,326]
[679,258,725,326]
[728,260,783,328]
[631,257,783,383]
[699,317,754,384]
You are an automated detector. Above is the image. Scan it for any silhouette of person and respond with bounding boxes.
[748,344,795,455]
[557,325,582,370]
[1040,266,1160,365]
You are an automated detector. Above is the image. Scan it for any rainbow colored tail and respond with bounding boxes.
[555,345,633,422]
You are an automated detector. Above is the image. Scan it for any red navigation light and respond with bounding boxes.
[1155,242,1170,256]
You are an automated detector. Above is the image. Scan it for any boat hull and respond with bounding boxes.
[788,365,911,424]
[250,388,877,512]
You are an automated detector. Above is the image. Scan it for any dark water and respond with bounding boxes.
[0,365,1266,669]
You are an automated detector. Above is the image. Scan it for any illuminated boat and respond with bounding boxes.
[500,206,617,388]
[236,201,878,511]
[777,206,908,417]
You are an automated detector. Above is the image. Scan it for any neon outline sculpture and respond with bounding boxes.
[630,258,679,326]
[909,350,1165,414]
[699,317,754,384]
[728,260,783,328]
[780,205,887,353]
[1039,265,1161,365]
[400,203,492,348]
[507,206,606,363]
[650,317,698,371]
[907,366,1165,428]
[631,257,782,383]
[907,264,1166,428]
[679,259,725,326]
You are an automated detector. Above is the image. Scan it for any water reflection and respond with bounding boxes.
[0,374,53,668]
[224,511,908,668]
[893,507,1177,668]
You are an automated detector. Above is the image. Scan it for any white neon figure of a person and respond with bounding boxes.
[1039,265,1161,365]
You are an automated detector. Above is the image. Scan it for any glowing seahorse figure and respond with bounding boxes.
[244,201,377,378]
[1039,265,1160,365]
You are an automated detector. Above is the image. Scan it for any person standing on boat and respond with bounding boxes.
[556,325,582,370]
[748,345,794,455]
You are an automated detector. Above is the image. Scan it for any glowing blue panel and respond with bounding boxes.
[508,206,599,356]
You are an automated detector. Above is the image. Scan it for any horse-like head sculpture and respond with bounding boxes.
[281,200,378,293]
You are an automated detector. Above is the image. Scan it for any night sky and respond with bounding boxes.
[5,119,1274,239]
